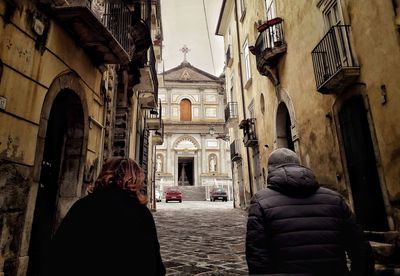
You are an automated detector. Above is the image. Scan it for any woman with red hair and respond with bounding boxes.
[49,157,165,276]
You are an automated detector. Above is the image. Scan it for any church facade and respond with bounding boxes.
[155,61,232,200]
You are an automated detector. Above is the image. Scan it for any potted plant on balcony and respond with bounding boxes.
[153,33,161,46]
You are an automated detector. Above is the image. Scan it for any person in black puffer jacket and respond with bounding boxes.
[246,148,374,276]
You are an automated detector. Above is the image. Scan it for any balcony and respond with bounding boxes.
[53,0,138,64]
[239,118,258,147]
[226,44,233,67]
[224,102,238,128]
[151,120,164,145]
[311,25,360,94]
[230,139,242,162]
[251,17,286,84]
[146,100,162,130]
[136,45,158,109]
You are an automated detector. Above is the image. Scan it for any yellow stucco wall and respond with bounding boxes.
[343,0,400,198]
[219,0,400,216]
[275,0,341,189]
[0,0,104,166]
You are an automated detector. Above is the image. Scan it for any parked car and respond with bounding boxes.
[165,187,182,203]
[210,188,228,202]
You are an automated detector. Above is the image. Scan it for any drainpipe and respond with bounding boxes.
[234,0,254,199]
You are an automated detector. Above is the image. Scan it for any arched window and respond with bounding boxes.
[276,102,294,151]
[180,99,192,121]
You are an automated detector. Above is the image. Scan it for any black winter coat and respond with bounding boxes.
[246,164,373,276]
[49,188,166,276]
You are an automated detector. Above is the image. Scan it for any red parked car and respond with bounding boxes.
[210,188,228,202]
[165,187,182,203]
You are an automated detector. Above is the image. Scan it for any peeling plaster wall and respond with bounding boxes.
[0,0,105,274]
[218,0,400,223]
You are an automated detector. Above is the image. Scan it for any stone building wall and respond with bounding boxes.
[217,0,400,230]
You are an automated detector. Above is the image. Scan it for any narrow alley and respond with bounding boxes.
[1,0,400,275]
[154,202,248,275]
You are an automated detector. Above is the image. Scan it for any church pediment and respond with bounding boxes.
[163,62,220,82]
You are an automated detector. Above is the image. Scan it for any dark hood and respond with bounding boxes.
[267,163,320,197]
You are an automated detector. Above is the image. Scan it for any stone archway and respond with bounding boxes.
[275,88,297,152]
[276,102,294,150]
[173,136,200,186]
[23,72,89,276]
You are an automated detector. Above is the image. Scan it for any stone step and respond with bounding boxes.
[370,241,396,257]
[365,231,400,246]
[374,264,400,276]
[179,186,206,201]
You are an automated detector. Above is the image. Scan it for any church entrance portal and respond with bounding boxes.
[178,157,194,186]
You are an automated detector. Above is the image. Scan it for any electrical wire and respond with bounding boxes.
[202,0,216,75]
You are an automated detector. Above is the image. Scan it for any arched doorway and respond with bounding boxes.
[338,95,389,231]
[276,102,294,150]
[180,99,192,121]
[27,89,85,275]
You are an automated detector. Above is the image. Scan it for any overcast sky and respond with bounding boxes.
[160,0,224,76]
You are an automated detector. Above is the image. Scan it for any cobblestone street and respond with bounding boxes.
[153,201,249,275]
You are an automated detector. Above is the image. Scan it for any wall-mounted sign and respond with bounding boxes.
[0,96,6,110]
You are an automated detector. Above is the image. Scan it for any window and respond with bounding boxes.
[228,27,232,46]
[318,0,344,29]
[239,0,246,21]
[248,99,255,119]
[265,0,276,20]
[243,39,252,85]
[324,1,342,28]
[260,93,265,115]
[226,28,233,67]
[319,0,349,66]
[180,99,192,121]
[230,74,234,102]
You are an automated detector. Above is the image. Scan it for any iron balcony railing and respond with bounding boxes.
[152,119,164,146]
[239,118,258,147]
[311,25,359,91]
[230,139,242,161]
[254,17,285,57]
[87,0,132,54]
[146,100,162,130]
[224,102,238,123]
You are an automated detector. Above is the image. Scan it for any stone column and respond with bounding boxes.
[167,88,172,119]
[197,148,202,185]
[166,134,172,173]
[200,134,207,174]
[219,139,225,174]
[199,89,204,118]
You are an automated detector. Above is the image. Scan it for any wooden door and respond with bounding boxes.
[339,96,388,231]
[180,99,192,121]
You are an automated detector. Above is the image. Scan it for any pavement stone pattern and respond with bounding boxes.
[153,201,249,275]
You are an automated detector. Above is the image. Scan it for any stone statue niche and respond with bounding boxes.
[156,154,163,172]
[209,155,217,173]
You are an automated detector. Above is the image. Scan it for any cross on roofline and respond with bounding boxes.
[179,44,190,62]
